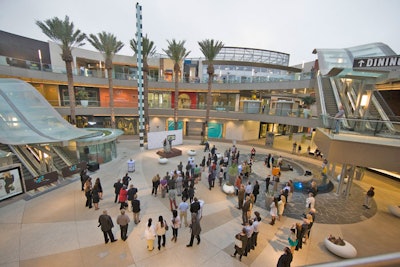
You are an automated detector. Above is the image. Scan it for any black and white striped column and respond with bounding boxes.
[136,2,144,150]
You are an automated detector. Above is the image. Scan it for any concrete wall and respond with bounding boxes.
[225,121,260,141]
[147,129,183,150]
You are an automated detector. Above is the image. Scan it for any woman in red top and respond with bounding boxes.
[119,185,128,210]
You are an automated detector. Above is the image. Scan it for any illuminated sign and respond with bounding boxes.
[353,55,400,69]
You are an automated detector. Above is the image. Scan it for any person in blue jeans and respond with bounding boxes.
[333,104,345,133]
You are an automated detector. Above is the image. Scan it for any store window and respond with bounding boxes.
[149,92,171,108]
[59,85,99,107]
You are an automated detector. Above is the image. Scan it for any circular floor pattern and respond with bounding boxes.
[232,154,377,224]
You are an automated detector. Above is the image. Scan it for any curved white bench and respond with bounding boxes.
[187,150,197,156]
[158,158,168,164]
[324,238,357,259]
[388,205,400,218]
[222,184,235,195]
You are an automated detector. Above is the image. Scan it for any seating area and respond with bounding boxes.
[158,158,168,164]
[222,183,235,194]
[187,149,196,156]
[388,205,400,218]
[324,237,357,259]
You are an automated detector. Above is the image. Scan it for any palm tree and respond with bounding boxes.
[130,34,156,138]
[36,16,86,125]
[163,39,190,130]
[88,32,124,129]
[198,39,224,144]
[301,96,316,108]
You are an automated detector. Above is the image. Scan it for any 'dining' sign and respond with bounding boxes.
[353,55,400,70]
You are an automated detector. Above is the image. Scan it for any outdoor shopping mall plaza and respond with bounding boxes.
[0,137,399,267]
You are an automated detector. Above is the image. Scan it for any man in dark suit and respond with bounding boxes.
[113,179,123,203]
[98,210,117,244]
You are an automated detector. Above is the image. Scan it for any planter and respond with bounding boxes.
[80,100,89,107]
[303,109,310,118]
[158,158,168,164]
[187,150,196,156]
[324,238,357,259]
[388,205,400,218]
[222,183,235,195]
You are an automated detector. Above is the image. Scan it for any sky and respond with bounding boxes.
[0,0,399,66]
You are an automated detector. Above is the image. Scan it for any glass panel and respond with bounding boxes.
[0,79,91,144]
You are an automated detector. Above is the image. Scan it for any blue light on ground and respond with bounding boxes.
[294,181,303,190]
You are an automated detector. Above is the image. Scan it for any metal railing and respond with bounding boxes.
[321,114,400,138]
[50,98,318,118]
[0,54,313,84]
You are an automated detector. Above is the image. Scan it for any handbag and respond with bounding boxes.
[164,220,169,231]
[234,238,242,248]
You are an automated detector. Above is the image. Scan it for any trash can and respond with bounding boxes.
[87,162,99,172]
[127,159,135,172]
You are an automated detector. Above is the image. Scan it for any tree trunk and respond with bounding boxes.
[65,60,76,125]
[107,68,115,128]
[174,65,179,130]
[143,67,149,142]
[203,72,212,144]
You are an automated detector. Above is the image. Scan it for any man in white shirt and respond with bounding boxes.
[178,198,189,227]
[245,181,253,197]
[306,192,315,210]
[333,104,345,134]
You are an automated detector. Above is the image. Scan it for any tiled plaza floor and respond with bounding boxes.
[0,135,399,267]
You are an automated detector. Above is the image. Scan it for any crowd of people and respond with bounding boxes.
[79,140,354,266]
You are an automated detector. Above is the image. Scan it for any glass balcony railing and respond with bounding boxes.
[321,115,400,139]
[0,55,313,84]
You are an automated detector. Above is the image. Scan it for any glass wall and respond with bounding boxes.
[114,65,137,80]
[197,93,236,111]
[78,141,116,164]
[148,92,171,108]
[59,85,99,107]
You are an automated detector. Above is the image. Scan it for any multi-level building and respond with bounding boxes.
[0,30,399,194]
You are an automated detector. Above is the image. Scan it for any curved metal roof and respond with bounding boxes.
[0,78,92,145]
[215,46,290,66]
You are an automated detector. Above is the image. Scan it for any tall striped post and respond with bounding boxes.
[136,2,144,150]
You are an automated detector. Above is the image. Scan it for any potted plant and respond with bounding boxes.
[227,162,239,185]
[76,89,89,107]
[301,134,307,143]
[301,96,316,118]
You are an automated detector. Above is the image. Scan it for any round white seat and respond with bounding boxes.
[222,183,235,194]
[158,158,168,164]
[187,150,197,156]
[324,238,357,259]
[388,205,400,218]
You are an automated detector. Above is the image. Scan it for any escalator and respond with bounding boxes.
[52,146,79,166]
[0,143,36,180]
[327,77,398,135]
[321,77,338,116]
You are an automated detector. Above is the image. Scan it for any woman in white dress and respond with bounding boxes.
[144,218,156,251]
[269,197,278,225]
